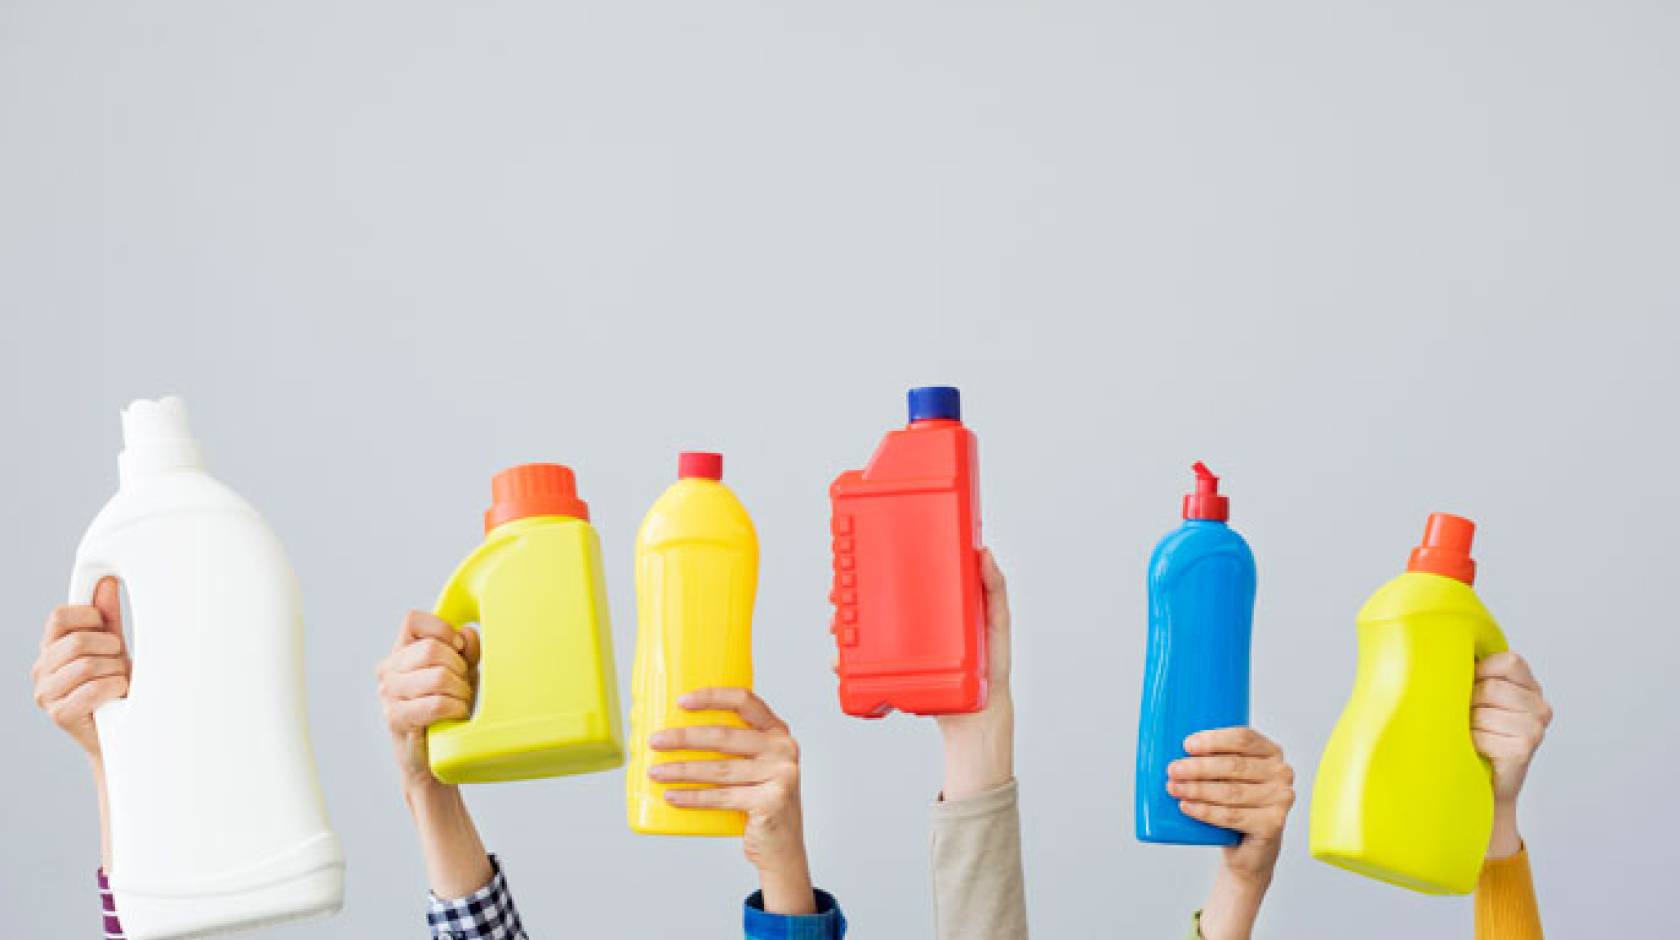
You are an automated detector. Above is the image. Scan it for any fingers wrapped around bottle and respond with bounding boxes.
[646,688,800,813]
[377,611,481,733]
[1167,727,1296,837]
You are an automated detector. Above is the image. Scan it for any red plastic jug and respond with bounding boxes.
[829,386,986,717]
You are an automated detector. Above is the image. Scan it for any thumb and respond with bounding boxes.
[979,549,1010,635]
[460,625,483,670]
[92,577,125,644]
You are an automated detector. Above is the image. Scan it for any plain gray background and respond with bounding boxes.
[2,1,1676,936]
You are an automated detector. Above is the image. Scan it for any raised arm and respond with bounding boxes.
[930,548,1028,940]
[1171,727,1296,940]
[1471,651,1551,939]
[30,579,131,937]
[377,610,525,938]
[647,687,848,938]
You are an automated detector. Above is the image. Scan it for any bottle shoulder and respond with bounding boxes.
[1148,522,1254,578]
[78,472,264,547]
[1357,571,1492,623]
[842,422,977,489]
[637,481,757,550]
[446,516,600,587]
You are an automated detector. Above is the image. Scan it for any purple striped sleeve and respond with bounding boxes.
[98,869,125,940]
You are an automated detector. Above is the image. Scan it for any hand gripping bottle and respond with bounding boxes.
[1135,462,1256,846]
[69,397,344,939]
[830,385,985,717]
[1310,513,1509,894]
[627,452,759,835]
[426,463,624,783]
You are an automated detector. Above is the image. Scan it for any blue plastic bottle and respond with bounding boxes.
[1136,462,1256,845]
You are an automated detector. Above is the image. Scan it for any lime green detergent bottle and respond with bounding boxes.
[1310,513,1508,894]
[427,463,624,784]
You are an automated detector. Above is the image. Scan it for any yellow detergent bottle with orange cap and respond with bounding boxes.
[1310,512,1509,894]
[627,451,758,835]
[427,463,624,784]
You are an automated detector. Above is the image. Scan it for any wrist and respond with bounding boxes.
[397,745,449,804]
[1219,857,1274,895]
[1486,799,1522,860]
[938,687,1014,801]
[403,774,464,824]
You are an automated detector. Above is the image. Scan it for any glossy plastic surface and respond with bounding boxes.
[830,404,985,718]
[427,511,624,784]
[627,461,758,835]
[1135,518,1255,845]
[71,397,344,939]
[1310,569,1509,894]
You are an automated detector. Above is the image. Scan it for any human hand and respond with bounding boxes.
[934,548,1015,801]
[649,688,816,916]
[1171,727,1296,940]
[376,610,480,794]
[31,578,130,760]
[1472,651,1551,859]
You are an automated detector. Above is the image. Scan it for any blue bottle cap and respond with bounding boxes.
[908,386,962,422]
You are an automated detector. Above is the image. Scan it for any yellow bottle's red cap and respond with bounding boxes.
[1407,512,1477,585]
[484,463,590,532]
[678,451,723,481]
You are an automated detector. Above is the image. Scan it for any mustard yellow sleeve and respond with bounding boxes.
[1475,846,1544,940]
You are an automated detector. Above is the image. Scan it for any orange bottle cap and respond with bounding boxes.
[484,463,590,532]
[1406,512,1477,584]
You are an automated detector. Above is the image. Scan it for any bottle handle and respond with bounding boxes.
[1472,616,1510,661]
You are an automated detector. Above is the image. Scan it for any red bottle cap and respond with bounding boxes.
[1182,461,1230,521]
[484,463,590,532]
[1406,512,1477,584]
[678,451,723,481]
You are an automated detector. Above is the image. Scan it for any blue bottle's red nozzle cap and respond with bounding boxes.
[1182,461,1230,521]
[1407,512,1477,585]
[678,451,723,481]
[908,386,962,423]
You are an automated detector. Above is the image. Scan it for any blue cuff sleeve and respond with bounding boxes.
[743,888,848,940]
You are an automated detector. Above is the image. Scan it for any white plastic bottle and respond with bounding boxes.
[69,397,344,939]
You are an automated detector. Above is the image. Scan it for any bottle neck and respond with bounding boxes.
[118,439,205,486]
[485,512,582,540]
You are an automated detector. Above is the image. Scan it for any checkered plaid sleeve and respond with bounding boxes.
[426,856,528,940]
[98,870,124,940]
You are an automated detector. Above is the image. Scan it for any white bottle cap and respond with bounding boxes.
[118,395,205,483]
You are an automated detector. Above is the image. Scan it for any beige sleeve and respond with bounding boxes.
[930,779,1029,940]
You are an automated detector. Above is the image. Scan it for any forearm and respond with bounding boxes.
[91,755,113,873]
[1198,867,1269,940]
[940,690,1014,800]
[404,780,494,899]
[758,854,817,916]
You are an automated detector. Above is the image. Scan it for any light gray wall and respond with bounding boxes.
[2,2,1675,937]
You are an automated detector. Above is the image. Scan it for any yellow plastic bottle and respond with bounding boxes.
[627,451,758,835]
[427,463,624,784]
[1310,513,1509,894]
